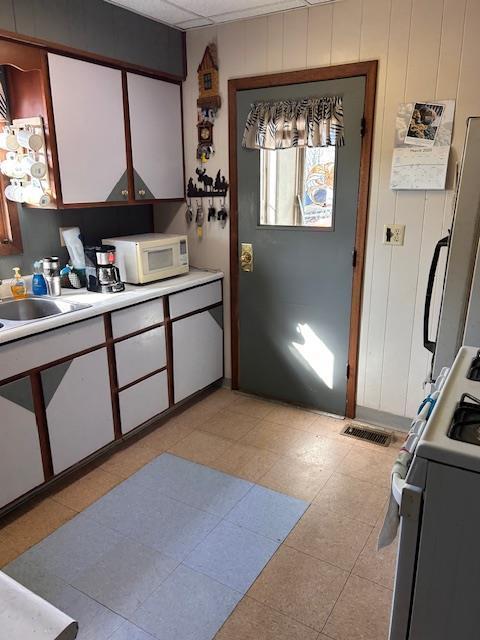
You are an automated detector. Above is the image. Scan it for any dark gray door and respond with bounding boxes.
[237,76,365,416]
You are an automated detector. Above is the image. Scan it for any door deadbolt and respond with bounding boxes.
[240,243,253,272]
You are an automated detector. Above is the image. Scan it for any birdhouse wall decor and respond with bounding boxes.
[197,43,221,162]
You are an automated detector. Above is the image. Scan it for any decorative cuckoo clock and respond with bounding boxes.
[197,44,221,161]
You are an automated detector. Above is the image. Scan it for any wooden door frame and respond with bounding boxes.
[228,60,378,418]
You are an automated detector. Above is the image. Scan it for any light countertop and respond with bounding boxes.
[0,268,223,346]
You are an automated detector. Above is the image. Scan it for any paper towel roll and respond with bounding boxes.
[0,572,78,639]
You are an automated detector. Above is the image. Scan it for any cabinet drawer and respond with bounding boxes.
[119,370,169,434]
[115,326,166,388]
[169,281,222,319]
[0,317,105,382]
[111,298,164,338]
[0,377,45,508]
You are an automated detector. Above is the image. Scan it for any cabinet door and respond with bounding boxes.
[43,348,114,474]
[173,307,223,403]
[48,53,128,204]
[0,377,44,508]
[127,72,183,200]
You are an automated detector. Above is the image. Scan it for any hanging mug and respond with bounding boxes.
[23,183,50,206]
[1,152,26,179]
[0,131,19,151]
[21,155,47,179]
[5,180,25,203]
[16,129,43,152]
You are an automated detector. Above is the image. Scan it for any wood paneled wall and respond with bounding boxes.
[155,0,479,419]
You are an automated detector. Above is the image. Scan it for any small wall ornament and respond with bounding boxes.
[197,44,221,162]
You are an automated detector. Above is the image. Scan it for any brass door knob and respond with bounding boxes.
[240,243,253,272]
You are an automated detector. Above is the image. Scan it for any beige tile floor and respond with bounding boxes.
[0,387,402,640]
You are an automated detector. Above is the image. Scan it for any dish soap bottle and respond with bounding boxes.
[11,267,27,299]
[32,260,48,296]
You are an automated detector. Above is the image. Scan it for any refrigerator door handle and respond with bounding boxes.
[423,236,449,354]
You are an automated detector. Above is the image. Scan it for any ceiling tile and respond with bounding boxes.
[211,0,306,23]
[176,17,215,28]
[106,0,199,24]
[176,0,293,17]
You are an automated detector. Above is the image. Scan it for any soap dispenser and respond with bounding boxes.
[32,260,48,296]
[11,267,27,299]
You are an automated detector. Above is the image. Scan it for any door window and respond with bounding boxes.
[259,146,336,229]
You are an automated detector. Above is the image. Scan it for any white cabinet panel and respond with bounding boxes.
[115,326,166,388]
[119,370,169,434]
[111,298,164,338]
[48,53,128,204]
[127,73,183,200]
[44,348,114,474]
[0,377,44,508]
[169,281,222,319]
[0,317,105,382]
[173,307,223,403]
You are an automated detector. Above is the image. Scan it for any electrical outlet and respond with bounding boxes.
[59,226,76,247]
[383,224,405,246]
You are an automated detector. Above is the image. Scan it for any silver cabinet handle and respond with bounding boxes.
[121,189,128,198]
[138,189,146,197]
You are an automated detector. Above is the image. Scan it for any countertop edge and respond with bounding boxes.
[0,269,224,347]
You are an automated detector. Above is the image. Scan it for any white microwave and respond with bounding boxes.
[102,233,189,284]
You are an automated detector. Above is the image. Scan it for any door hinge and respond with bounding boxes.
[352,248,357,268]
[360,117,366,137]
[346,363,350,379]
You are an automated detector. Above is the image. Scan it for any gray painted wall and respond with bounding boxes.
[0,0,185,78]
[0,0,183,279]
[0,205,153,278]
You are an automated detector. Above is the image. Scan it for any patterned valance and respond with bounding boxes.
[242,96,344,150]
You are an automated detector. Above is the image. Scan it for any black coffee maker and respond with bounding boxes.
[84,245,125,293]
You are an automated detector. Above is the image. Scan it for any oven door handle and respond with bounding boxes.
[423,236,449,353]
[389,484,423,640]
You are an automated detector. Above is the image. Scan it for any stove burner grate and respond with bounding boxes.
[467,350,480,381]
[448,393,480,445]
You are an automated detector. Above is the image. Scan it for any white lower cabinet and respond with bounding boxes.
[43,348,115,474]
[0,377,45,509]
[119,370,169,434]
[173,307,223,403]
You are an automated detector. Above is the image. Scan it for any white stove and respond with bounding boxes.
[415,346,480,472]
[388,346,480,640]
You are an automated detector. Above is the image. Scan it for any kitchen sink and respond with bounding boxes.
[0,296,91,328]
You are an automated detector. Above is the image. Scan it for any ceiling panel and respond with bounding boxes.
[105,0,337,28]
[212,0,305,23]
[106,0,200,24]
[176,17,214,28]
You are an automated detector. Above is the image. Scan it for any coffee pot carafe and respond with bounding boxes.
[84,245,125,293]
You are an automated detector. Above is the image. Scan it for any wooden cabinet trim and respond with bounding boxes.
[171,301,223,324]
[116,365,167,393]
[30,372,54,481]
[163,296,175,407]
[104,315,122,440]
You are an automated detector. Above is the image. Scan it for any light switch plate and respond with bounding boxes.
[383,224,405,246]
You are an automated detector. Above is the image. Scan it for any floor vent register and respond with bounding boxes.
[341,423,392,447]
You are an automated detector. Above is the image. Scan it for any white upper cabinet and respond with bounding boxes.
[127,72,184,200]
[48,53,128,204]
